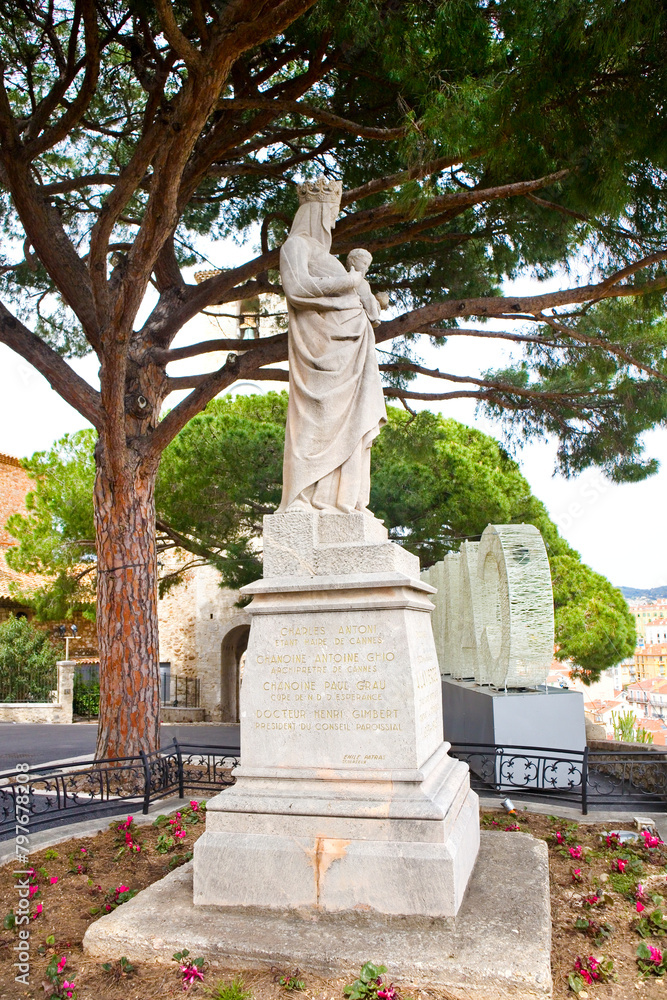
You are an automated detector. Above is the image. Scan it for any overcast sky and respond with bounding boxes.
[1,252,664,592]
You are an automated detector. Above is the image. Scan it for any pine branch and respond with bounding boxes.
[0,299,102,427]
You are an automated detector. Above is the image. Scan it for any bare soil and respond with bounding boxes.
[1,805,667,999]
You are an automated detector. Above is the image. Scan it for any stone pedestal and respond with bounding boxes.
[442,677,586,751]
[193,511,480,917]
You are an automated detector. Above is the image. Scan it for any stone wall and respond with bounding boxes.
[157,558,250,721]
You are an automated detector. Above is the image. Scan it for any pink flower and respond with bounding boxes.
[190,801,199,811]
[116,885,130,895]
[569,846,583,859]
[62,980,76,998]
[50,876,58,885]
[29,884,39,897]
[643,830,663,849]
[637,901,646,913]
[574,958,593,985]
[572,869,583,882]
[649,945,663,964]
[57,955,67,974]
[125,831,133,844]
[32,903,42,919]
[80,847,87,853]
[556,832,564,843]
[614,858,627,872]
[575,955,603,983]
[377,986,397,1000]
[180,963,204,989]
[584,895,599,906]
[118,816,133,830]
[606,833,620,849]
[175,829,187,839]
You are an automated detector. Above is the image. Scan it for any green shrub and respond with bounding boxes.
[73,672,99,716]
[0,615,61,702]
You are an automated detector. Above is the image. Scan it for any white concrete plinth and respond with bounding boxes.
[193,512,480,919]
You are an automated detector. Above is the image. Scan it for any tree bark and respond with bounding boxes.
[94,446,161,760]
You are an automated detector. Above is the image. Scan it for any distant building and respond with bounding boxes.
[646,619,667,644]
[0,452,36,622]
[628,598,667,639]
[625,678,667,718]
[584,698,624,731]
[634,643,667,681]
[631,716,667,746]
[0,452,98,654]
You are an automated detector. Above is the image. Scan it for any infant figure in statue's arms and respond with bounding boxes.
[346,248,389,327]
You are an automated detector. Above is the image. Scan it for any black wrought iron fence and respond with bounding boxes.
[0,739,239,840]
[4,740,667,839]
[0,661,58,703]
[161,675,201,708]
[449,742,667,814]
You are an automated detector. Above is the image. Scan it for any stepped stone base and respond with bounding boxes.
[194,743,479,917]
[189,509,481,919]
[83,831,553,999]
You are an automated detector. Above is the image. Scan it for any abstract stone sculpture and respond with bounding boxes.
[423,523,555,689]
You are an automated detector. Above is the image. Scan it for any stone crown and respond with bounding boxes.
[297,177,343,205]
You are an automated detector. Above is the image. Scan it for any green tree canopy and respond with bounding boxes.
[0,615,63,703]
[6,393,636,682]
[0,1,666,477]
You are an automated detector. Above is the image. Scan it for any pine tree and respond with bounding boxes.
[0,1,664,753]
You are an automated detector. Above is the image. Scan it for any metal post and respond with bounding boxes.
[581,746,589,815]
[174,738,184,799]
[140,749,151,814]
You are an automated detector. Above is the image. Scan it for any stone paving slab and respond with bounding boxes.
[83,831,552,999]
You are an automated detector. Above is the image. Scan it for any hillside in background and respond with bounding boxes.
[619,585,667,600]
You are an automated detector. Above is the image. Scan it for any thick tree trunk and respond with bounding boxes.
[94,448,161,760]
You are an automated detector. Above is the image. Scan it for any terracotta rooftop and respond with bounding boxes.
[584,699,621,713]
[627,678,666,691]
[636,717,667,732]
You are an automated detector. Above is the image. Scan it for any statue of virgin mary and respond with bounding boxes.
[278,178,387,515]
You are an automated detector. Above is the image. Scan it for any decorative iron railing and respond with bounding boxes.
[0,739,239,840]
[161,675,201,708]
[0,661,59,703]
[449,742,667,814]
[3,740,667,838]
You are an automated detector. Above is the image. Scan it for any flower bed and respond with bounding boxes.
[1,808,666,998]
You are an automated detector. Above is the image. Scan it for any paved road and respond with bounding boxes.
[0,722,240,771]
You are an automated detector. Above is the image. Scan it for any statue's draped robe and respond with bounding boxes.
[279,214,387,511]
